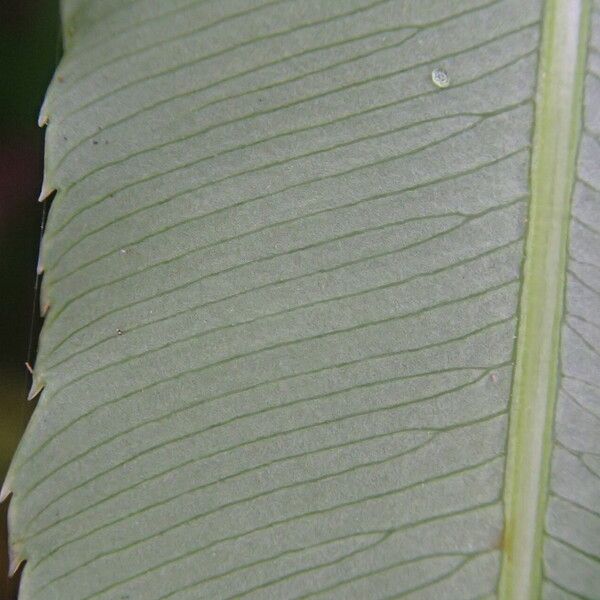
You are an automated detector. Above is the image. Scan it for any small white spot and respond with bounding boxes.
[431,68,450,89]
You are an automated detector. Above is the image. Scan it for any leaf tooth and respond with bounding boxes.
[40,301,50,318]
[8,544,24,577]
[38,92,50,127]
[38,180,55,203]
[27,377,44,401]
[39,272,51,317]
[0,478,12,503]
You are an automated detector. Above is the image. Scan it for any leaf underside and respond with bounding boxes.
[3,1,599,598]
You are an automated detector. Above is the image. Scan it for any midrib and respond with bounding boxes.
[499,1,590,599]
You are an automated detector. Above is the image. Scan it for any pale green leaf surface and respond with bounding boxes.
[1,0,597,598]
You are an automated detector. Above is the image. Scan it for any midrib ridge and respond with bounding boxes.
[499,1,591,598]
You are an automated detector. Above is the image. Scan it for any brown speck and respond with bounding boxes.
[494,525,507,551]
[57,75,64,83]
[92,140,98,145]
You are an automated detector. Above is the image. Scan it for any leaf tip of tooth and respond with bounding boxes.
[0,479,12,503]
[8,546,24,577]
[28,378,44,401]
[38,182,56,203]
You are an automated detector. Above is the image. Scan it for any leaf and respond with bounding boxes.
[3,0,599,598]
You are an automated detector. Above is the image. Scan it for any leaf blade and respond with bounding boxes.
[5,0,597,598]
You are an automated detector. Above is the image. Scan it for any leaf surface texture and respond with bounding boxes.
[4,1,599,598]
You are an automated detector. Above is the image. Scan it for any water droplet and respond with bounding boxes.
[431,68,450,89]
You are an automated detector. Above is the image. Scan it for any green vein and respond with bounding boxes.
[546,535,600,566]
[46,214,519,392]
[40,150,527,364]
[499,1,591,598]
[298,554,474,600]
[42,115,487,321]
[44,27,535,241]
[52,0,510,174]
[60,0,288,85]
[39,452,505,597]
[44,192,523,367]
[48,111,478,280]
[21,276,517,501]
[30,429,433,573]
[20,330,513,540]
[185,530,392,600]
[58,0,401,121]
[17,310,513,500]
[25,365,498,547]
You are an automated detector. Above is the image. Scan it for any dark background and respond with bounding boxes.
[0,1,60,597]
